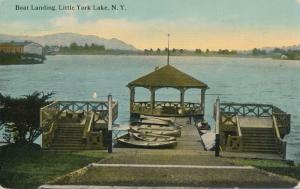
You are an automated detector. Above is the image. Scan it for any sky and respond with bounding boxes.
[0,0,300,50]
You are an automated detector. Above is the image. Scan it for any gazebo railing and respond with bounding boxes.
[132,101,203,116]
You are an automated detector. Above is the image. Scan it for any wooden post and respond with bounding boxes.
[108,95,113,153]
[180,88,185,109]
[201,89,206,115]
[150,88,155,114]
[215,97,220,157]
[129,87,135,112]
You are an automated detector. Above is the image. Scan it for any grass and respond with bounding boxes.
[0,144,108,189]
[1,144,299,188]
[225,158,300,180]
[50,149,298,188]
[52,166,297,188]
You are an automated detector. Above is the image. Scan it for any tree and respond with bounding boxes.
[195,49,202,54]
[157,48,161,54]
[70,42,78,50]
[0,91,54,144]
[252,48,266,56]
[179,49,184,53]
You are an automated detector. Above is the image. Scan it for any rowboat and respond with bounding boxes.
[132,132,176,142]
[140,118,173,126]
[130,126,181,137]
[117,138,177,148]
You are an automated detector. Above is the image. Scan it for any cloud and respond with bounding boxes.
[1,15,300,50]
[47,16,300,50]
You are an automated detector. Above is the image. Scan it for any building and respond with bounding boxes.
[0,41,43,56]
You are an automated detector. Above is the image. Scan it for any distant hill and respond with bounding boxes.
[0,33,137,51]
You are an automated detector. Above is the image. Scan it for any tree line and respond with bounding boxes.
[144,48,238,55]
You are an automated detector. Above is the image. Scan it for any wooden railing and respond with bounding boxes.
[132,101,203,116]
[273,106,291,133]
[220,103,273,118]
[215,101,290,153]
[226,116,243,152]
[41,100,118,148]
[218,103,290,128]
[272,115,286,156]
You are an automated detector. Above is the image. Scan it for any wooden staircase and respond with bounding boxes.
[45,122,104,151]
[241,127,279,154]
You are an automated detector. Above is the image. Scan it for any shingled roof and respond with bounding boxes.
[127,64,208,89]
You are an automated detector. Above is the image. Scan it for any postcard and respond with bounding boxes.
[0,0,299,188]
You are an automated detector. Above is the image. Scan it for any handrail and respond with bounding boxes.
[82,112,94,141]
[40,101,57,111]
[236,115,242,137]
[272,115,283,142]
[87,112,95,133]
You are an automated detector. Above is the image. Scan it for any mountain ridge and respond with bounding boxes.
[0,33,137,51]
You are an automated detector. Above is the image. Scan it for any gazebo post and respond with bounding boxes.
[150,87,156,114]
[129,87,135,112]
[201,89,206,115]
[180,88,186,108]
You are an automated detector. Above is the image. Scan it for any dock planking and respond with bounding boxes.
[174,117,204,151]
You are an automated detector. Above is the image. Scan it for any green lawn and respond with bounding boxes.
[50,150,299,188]
[225,158,300,181]
[0,145,108,189]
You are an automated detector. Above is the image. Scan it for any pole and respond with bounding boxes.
[108,94,113,153]
[215,97,220,157]
[167,34,170,65]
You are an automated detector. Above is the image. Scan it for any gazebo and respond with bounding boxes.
[127,64,209,120]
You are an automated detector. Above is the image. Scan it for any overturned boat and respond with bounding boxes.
[117,138,177,148]
[132,132,176,142]
[130,125,181,137]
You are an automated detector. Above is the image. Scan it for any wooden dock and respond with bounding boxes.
[173,118,204,151]
[215,101,290,157]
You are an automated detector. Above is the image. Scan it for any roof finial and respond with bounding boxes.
[167,33,170,65]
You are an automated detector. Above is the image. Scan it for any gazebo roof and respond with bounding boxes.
[127,64,208,89]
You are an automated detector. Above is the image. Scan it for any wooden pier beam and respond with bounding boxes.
[108,95,113,153]
[215,97,220,157]
[129,87,135,112]
[180,88,186,109]
[150,87,156,114]
[201,89,206,115]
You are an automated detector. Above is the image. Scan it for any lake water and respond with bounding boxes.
[0,55,299,162]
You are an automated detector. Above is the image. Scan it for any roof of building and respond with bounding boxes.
[0,41,39,47]
[127,64,208,89]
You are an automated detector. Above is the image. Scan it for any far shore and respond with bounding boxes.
[48,53,298,61]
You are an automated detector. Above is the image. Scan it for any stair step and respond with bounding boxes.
[243,147,279,151]
[55,131,83,133]
[243,150,279,154]
[55,131,83,134]
[52,138,83,141]
[243,142,277,146]
[243,145,278,149]
[44,146,105,150]
[243,136,275,139]
[56,128,83,131]
[242,132,274,134]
